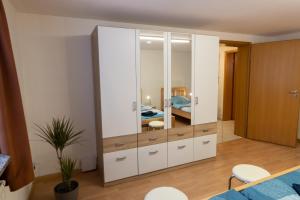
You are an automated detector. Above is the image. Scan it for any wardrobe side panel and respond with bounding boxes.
[91,27,104,180]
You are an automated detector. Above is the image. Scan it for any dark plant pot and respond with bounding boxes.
[54,180,79,200]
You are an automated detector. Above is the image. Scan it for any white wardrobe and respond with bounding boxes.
[92,26,219,184]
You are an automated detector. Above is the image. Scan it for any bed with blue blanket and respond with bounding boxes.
[208,166,300,200]
[160,87,192,120]
[171,95,191,120]
[141,105,164,120]
[141,105,175,127]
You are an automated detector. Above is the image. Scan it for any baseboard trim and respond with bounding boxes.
[34,169,81,183]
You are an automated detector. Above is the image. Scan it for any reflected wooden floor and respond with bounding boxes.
[217,120,241,143]
[30,139,300,200]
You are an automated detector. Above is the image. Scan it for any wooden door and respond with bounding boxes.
[248,40,300,147]
[223,52,235,121]
[234,45,251,137]
[98,27,138,138]
[193,35,219,125]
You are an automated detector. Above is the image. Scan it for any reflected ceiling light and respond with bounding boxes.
[172,39,190,44]
[140,36,164,41]
[140,36,190,43]
[146,41,152,44]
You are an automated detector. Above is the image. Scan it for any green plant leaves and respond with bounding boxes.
[61,157,77,191]
[35,117,83,152]
[35,117,83,185]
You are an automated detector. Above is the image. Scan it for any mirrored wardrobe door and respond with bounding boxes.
[138,31,168,138]
[168,33,193,140]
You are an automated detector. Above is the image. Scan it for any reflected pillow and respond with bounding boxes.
[171,96,190,105]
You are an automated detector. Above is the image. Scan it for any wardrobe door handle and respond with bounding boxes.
[177,133,184,137]
[203,140,210,145]
[164,99,168,108]
[149,150,158,155]
[177,145,186,150]
[168,99,172,107]
[132,101,137,111]
[148,137,158,142]
[202,129,209,133]
[289,90,299,97]
[116,156,127,162]
[194,97,199,105]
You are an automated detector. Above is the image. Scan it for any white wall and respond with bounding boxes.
[141,49,164,108]
[171,50,192,93]
[14,13,98,176]
[270,31,300,42]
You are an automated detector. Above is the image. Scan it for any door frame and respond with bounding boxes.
[220,40,252,138]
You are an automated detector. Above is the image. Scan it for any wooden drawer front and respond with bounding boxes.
[194,122,217,137]
[168,138,194,167]
[168,126,193,142]
[138,129,167,147]
[138,143,167,174]
[103,134,137,153]
[194,134,217,161]
[103,148,138,182]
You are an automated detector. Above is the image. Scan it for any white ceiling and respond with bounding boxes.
[10,0,300,36]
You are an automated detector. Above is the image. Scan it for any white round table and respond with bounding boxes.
[149,121,164,130]
[228,164,270,189]
[145,187,188,200]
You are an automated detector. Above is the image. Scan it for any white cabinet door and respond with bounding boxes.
[103,148,138,182]
[168,138,194,167]
[194,134,217,161]
[138,143,167,174]
[98,26,138,138]
[193,35,219,125]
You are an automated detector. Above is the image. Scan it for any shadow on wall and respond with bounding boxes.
[64,35,97,170]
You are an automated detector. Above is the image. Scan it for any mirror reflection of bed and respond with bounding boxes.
[161,87,191,128]
[141,101,175,132]
[140,31,192,132]
[140,31,167,133]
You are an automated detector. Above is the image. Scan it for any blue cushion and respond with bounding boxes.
[277,170,300,187]
[209,190,249,200]
[241,179,300,200]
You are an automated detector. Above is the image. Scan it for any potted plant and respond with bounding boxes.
[36,117,83,200]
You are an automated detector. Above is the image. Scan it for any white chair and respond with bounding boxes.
[145,187,188,200]
[228,164,271,189]
[149,121,164,130]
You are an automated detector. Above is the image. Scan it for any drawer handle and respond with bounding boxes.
[148,137,158,142]
[202,129,209,133]
[149,150,158,155]
[114,143,125,147]
[177,133,184,137]
[177,145,186,150]
[116,156,127,162]
[203,140,210,144]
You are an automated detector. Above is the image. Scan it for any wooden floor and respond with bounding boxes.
[30,138,300,200]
